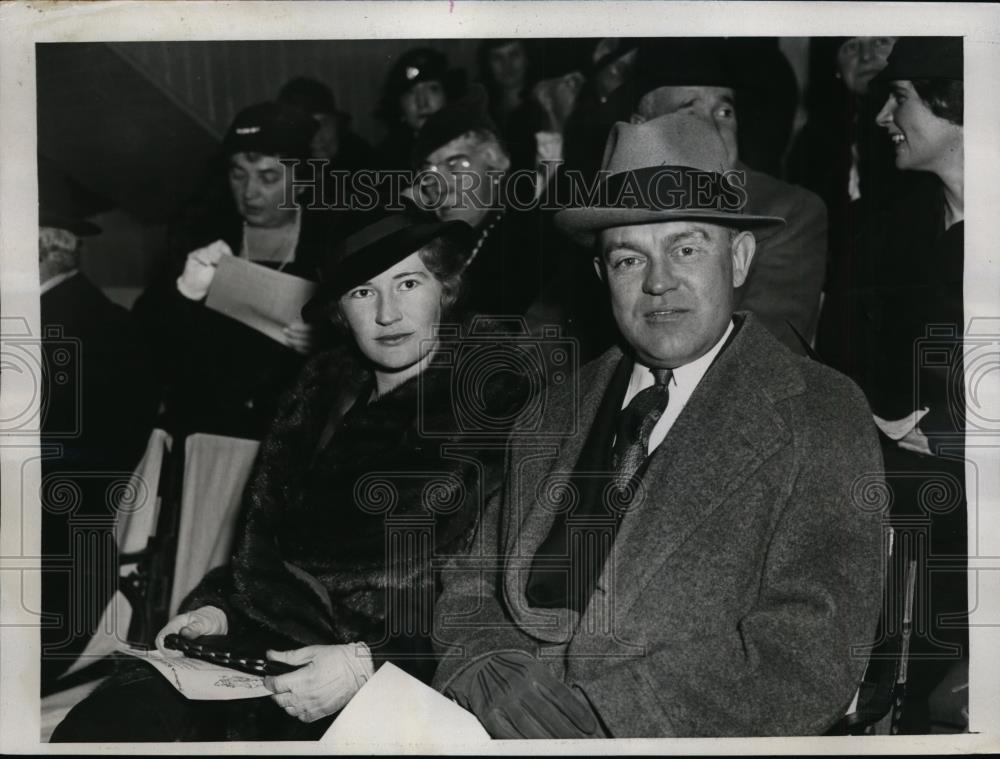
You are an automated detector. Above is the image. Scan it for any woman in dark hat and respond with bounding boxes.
[860,36,966,734]
[133,101,340,440]
[375,47,465,171]
[52,208,531,742]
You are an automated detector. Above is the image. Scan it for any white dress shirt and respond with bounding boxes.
[39,269,79,296]
[620,320,735,455]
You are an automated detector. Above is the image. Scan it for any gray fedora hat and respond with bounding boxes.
[555,112,784,246]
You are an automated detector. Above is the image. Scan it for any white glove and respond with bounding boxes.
[176,240,233,300]
[264,643,374,723]
[154,605,229,657]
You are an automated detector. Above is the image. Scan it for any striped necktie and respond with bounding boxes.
[612,367,672,493]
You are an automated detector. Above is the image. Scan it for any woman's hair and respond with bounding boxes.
[912,78,964,126]
[416,233,466,315]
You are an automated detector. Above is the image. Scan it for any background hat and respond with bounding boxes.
[277,76,340,117]
[384,47,465,98]
[301,207,474,322]
[222,101,317,161]
[411,85,498,168]
[871,36,963,86]
[555,112,784,246]
[590,38,639,77]
[633,37,739,103]
[38,154,108,236]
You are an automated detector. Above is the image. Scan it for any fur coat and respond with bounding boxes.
[182,338,530,682]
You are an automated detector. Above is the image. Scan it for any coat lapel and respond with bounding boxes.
[590,316,804,620]
[502,346,625,642]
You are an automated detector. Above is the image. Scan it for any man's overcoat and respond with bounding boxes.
[433,314,884,736]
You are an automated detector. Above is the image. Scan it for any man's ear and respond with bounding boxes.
[730,231,756,288]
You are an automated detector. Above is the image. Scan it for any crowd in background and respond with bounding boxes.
[38,36,967,736]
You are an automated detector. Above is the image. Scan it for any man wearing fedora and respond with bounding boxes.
[430,113,884,738]
[631,38,828,354]
[38,158,158,687]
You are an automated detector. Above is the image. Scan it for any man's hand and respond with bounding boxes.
[154,605,228,657]
[177,240,233,300]
[263,643,373,723]
[446,652,603,739]
[282,319,318,355]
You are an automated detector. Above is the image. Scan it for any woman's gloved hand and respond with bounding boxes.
[154,605,228,657]
[176,239,233,300]
[263,643,374,723]
[445,651,603,739]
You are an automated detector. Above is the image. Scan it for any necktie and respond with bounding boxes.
[612,367,672,493]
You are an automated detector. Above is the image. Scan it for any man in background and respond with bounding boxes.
[631,38,828,353]
[38,159,158,688]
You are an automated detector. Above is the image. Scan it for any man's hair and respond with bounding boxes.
[330,233,467,337]
[911,79,963,126]
[38,226,81,275]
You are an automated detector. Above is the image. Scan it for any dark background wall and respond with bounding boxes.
[36,39,810,308]
[36,40,481,307]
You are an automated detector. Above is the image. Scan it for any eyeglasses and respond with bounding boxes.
[417,154,475,201]
[421,154,473,175]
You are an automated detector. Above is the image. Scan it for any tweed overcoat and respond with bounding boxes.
[432,314,885,736]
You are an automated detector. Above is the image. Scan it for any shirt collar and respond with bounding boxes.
[628,319,735,397]
[40,269,79,295]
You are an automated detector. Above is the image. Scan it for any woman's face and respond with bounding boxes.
[837,37,896,95]
[228,152,298,228]
[339,251,444,379]
[488,41,528,90]
[400,80,447,130]
[876,79,963,175]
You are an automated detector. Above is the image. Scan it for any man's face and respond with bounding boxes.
[228,152,298,228]
[400,80,447,130]
[488,42,528,90]
[419,133,509,227]
[595,220,755,368]
[875,79,963,174]
[635,86,738,165]
[310,112,341,161]
[837,37,896,96]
